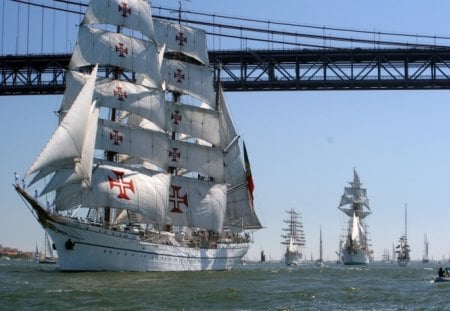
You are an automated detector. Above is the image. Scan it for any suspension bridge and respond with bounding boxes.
[2,0,450,95]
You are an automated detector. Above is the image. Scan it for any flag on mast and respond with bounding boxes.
[243,141,255,202]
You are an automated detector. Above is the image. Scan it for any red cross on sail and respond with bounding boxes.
[171,110,182,125]
[108,170,135,200]
[176,32,187,46]
[110,130,123,145]
[169,148,181,162]
[115,42,128,57]
[118,1,131,18]
[113,85,128,101]
[169,185,188,213]
[173,69,185,83]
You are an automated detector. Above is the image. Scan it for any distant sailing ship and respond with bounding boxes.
[38,233,57,264]
[382,248,391,262]
[338,169,372,265]
[315,226,325,267]
[335,239,343,264]
[422,234,430,263]
[396,205,410,267]
[281,209,306,265]
[260,250,266,263]
[14,0,262,271]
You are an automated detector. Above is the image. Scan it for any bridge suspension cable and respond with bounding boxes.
[7,0,450,53]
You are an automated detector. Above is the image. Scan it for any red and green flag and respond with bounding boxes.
[243,141,255,203]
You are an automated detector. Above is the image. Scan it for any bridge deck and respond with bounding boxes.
[1,48,450,95]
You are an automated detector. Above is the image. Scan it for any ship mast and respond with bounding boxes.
[104,24,124,226]
[404,204,407,240]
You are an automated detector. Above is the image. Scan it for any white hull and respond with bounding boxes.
[45,219,248,271]
[342,249,369,265]
[284,251,302,266]
[397,260,408,267]
[16,175,251,272]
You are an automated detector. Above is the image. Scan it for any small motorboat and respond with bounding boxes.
[434,276,450,283]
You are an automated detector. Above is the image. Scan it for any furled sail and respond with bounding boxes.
[83,0,155,41]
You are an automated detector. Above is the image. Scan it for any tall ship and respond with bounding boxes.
[14,0,262,271]
[335,239,343,264]
[338,169,372,265]
[281,209,306,265]
[422,234,430,263]
[315,226,325,267]
[396,205,410,267]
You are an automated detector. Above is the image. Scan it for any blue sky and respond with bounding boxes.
[2,0,450,262]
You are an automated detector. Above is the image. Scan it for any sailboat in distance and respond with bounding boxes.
[315,226,325,267]
[396,205,410,267]
[38,233,57,264]
[281,209,306,265]
[14,0,262,272]
[422,234,430,263]
[338,169,372,265]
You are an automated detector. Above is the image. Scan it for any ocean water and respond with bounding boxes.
[0,258,447,310]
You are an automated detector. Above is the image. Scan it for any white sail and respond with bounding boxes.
[70,26,161,86]
[161,59,215,105]
[55,163,170,225]
[339,169,372,265]
[16,0,263,272]
[26,65,98,178]
[96,118,168,169]
[95,78,166,130]
[41,104,100,195]
[59,70,90,122]
[218,86,261,229]
[217,86,238,148]
[281,208,305,265]
[153,18,208,65]
[61,73,166,131]
[167,101,220,146]
[339,187,369,209]
[226,183,260,229]
[166,175,226,233]
[83,0,155,41]
[351,214,361,243]
[96,119,224,180]
[169,140,224,181]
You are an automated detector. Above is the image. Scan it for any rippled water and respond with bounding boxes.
[0,259,447,310]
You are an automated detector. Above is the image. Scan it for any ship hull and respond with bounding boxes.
[284,251,302,266]
[16,186,250,272]
[342,250,369,265]
[46,219,249,272]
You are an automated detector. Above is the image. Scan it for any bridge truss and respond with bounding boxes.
[2,47,450,96]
